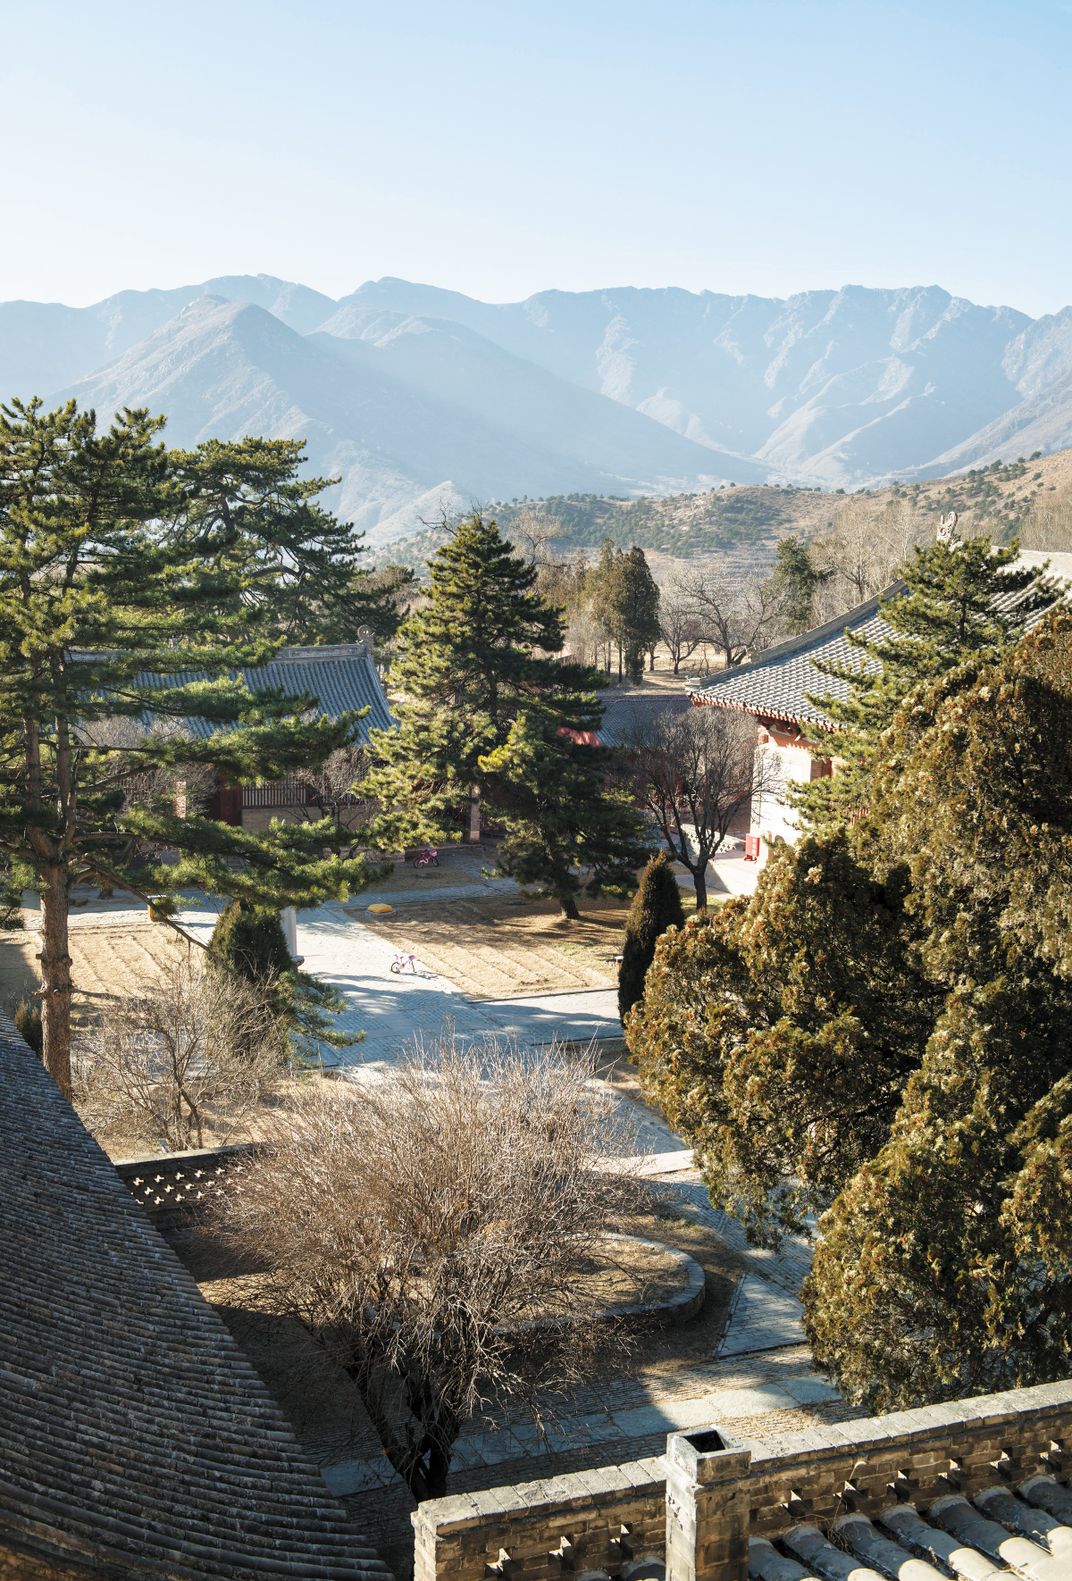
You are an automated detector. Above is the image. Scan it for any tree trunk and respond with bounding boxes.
[417,1439,454,1501]
[559,891,581,921]
[38,864,73,1097]
[693,868,708,912]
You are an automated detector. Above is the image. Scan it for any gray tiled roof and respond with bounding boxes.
[132,643,394,744]
[688,592,895,732]
[689,551,1071,734]
[597,688,694,749]
[0,1020,393,1579]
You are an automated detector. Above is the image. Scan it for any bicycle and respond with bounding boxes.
[390,950,417,975]
[413,846,440,869]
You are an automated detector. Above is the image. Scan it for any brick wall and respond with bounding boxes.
[412,1379,1072,1581]
[744,1378,1072,1540]
[115,1141,260,1229]
[411,1457,666,1580]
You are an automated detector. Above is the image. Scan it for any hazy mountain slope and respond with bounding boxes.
[59,297,745,542]
[333,279,1035,484]
[908,308,1072,475]
[0,274,337,401]
[313,311,768,485]
[8,273,1072,529]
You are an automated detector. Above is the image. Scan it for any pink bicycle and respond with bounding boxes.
[390,950,417,975]
[413,846,439,869]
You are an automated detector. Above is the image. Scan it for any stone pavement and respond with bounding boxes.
[319,1343,841,1498]
[717,1276,807,1357]
[657,1177,814,1298]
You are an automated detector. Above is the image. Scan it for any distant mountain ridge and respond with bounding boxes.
[5,272,1072,543]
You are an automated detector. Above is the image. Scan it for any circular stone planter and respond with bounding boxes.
[592,1233,705,1330]
[512,1233,705,1338]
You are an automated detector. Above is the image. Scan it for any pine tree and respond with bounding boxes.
[478,702,647,920]
[207,900,353,1060]
[764,536,830,633]
[590,543,661,680]
[0,400,374,1096]
[617,853,685,1021]
[363,515,648,917]
[176,434,397,646]
[799,534,1055,824]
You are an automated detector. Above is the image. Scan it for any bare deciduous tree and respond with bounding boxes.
[223,1038,648,1500]
[71,716,216,883]
[659,572,706,674]
[681,570,784,668]
[628,706,769,910]
[504,505,565,570]
[809,496,925,614]
[74,959,286,1151]
[293,743,372,840]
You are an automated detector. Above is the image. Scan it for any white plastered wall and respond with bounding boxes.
[750,737,814,860]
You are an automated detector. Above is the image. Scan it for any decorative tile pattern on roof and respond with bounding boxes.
[132,643,393,744]
[749,1477,1072,1581]
[0,1019,393,1579]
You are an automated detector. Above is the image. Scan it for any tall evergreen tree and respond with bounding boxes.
[800,534,1055,824]
[0,400,373,1096]
[178,434,398,645]
[630,611,1072,1404]
[363,514,647,918]
[626,830,933,1242]
[590,543,661,680]
[764,535,830,633]
[617,853,685,1021]
[804,615,1072,1407]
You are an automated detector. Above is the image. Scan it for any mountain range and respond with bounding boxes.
[5,274,1072,543]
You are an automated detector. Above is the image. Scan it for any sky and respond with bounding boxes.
[3,0,1071,316]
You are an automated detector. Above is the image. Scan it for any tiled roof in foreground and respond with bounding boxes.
[749,1477,1072,1581]
[689,549,1072,734]
[132,642,394,744]
[0,1021,393,1580]
[688,590,894,732]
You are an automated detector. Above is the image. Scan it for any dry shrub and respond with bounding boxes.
[223,1036,650,1498]
[73,957,287,1152]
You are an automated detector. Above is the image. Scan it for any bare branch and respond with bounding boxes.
[221,1037,651,1499]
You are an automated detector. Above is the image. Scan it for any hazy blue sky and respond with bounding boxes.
[4,0,1070,314]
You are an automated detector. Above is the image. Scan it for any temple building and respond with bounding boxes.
[688,550,1072,864]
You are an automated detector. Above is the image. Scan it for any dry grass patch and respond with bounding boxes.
[1,919,189,1025]
[366,894,640,997]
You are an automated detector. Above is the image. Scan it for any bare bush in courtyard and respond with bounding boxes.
[74,958,287,1151]
[223,1037,648,1499]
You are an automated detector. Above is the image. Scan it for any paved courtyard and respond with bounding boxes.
[58,873,833,1533]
